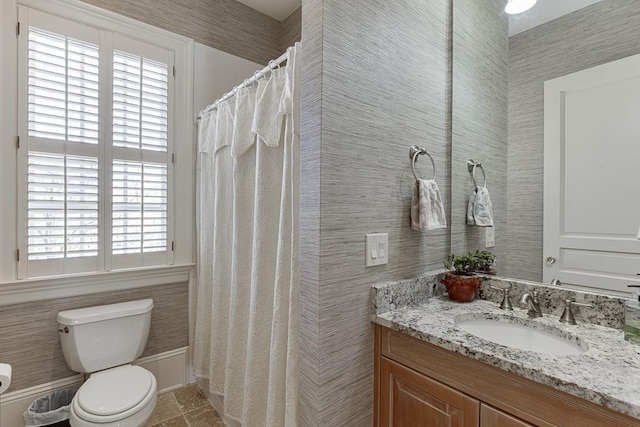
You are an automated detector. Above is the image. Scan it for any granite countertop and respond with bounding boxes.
[374,296,640,420]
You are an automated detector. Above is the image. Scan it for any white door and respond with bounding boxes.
[544,54,640,294]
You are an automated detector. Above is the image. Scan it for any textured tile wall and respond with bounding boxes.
[0,282,188,391]
[79,0,300,65]
[451,0,508,269]
[506,0,640,281]
[299,0,451,424]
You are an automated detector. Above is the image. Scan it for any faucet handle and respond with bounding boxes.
[559,299,594,325]
[489,284,513,310]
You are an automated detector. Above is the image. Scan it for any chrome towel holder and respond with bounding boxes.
[409,145,436,182]
[467,159,486,189]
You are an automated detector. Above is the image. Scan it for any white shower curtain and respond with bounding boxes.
[195,43,300,427]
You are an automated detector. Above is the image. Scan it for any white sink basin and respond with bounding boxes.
[455,317,587,356]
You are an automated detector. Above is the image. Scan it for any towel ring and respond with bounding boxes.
[409,145,436,181]
[467,160,486,188]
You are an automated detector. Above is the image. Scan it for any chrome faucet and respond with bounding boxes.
[519,289,542,318]
[490,283,513,310]
[559,299,594,325]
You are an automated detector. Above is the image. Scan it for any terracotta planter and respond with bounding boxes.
[441,272,481,302]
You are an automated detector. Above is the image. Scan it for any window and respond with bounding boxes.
[17,7,175,278]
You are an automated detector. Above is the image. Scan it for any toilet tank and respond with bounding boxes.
[57,299,154,373]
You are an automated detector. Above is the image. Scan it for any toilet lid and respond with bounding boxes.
[77,365,154,416]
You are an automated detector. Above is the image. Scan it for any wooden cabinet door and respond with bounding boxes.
[480,404,535,427]
[380,357,480,427]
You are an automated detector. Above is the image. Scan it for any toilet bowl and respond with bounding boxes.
[69,365,157,427]
[57,300,158,427]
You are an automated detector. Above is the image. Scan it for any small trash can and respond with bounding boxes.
[23,389,76,427]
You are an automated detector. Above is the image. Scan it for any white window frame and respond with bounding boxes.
[0,0,194,299]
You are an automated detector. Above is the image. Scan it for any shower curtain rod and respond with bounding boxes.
[195,49,290,121]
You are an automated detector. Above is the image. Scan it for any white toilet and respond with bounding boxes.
[57,299,158,427]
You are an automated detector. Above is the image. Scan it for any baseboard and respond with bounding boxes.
[136,346,189,394]
[0,347,188,427]
[0,375,84,427]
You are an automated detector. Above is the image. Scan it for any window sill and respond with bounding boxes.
[0,264,194,306]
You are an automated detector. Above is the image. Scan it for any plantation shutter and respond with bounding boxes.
[27,29,100,144]
[19,10,102,277]
[110,36,173,270]
[27,153,99,260]
[17,7,174,278]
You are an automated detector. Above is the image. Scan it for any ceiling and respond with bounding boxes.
[509,0,603,36]
[235,0,302,21]
[235,0,603,34]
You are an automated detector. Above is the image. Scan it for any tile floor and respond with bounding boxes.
[146,384,225,426]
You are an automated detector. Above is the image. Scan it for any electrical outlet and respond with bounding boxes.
[366,233,388,267]
[485,227,495,248]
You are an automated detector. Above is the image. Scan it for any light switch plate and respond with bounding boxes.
[366,233,388,267]
[485,227,495,248]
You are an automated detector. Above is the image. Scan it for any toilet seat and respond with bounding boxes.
[71,365,157,424]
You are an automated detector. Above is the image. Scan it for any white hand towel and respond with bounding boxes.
[467,186,494,227]
[411,179,447,231]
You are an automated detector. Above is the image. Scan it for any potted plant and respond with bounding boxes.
[472,250,496,275]
[441,252,483,302]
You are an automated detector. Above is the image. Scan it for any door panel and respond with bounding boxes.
[544,53,640,293]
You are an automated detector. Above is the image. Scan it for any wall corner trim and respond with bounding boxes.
[0,264,193,306]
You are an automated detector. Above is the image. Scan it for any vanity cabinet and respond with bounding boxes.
[380,357,479,426]
[480,404,534,427]
[374,325,639,427]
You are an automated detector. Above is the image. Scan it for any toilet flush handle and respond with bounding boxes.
[58,327,69,333]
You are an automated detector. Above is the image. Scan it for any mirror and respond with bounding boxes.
[451,0,508,270]
[451,0,640,295]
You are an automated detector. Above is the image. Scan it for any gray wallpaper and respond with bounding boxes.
[80,0,301,65]
[281,7,302,52]
[451,0,508,267]
[300,0,451,424]
[0,282,188,391]
[505,0,640,281]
